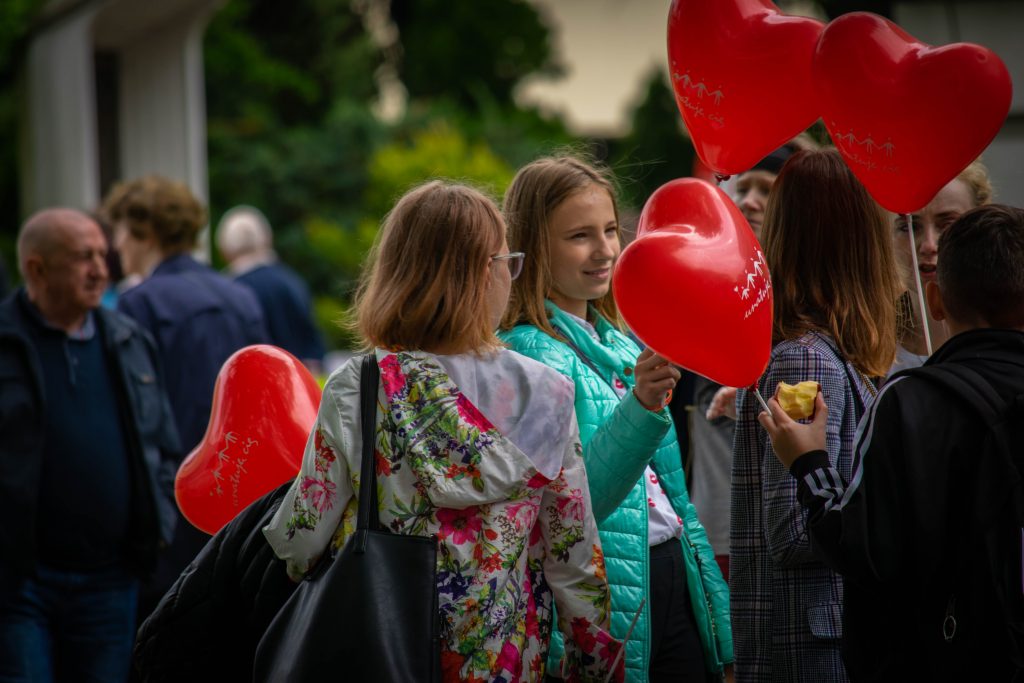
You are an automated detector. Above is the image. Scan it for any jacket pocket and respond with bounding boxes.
[807,601,843,640]
[128,369,163,436]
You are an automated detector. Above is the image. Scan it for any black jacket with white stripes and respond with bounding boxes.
[789,328,1024,683]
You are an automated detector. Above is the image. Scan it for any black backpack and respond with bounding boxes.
[897,362,1024,673]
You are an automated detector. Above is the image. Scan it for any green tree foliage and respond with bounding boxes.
[0,0,44,282]
[203,0,578,352]
[366,123,514,216]
[203,0,388,351]
[608,67,696,212]
[390,0,562,110]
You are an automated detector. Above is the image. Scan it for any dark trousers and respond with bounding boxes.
[0,563,138,683]
[649,538,707,682]
[547,540,709,682]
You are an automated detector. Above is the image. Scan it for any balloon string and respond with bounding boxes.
[904,213,933,356]
[753,387,771,415]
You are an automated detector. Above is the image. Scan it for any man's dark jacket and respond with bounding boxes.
[791,329,1024,682]
[0,291,180,591]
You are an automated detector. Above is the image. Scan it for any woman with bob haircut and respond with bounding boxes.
[890,160,993,375]
[264,180,623,683]
[730,148,903,682]
[499,155,733,683]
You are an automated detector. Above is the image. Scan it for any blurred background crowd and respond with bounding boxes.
[1,0,1022,365]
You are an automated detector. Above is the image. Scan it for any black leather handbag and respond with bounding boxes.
[253,354,441,682]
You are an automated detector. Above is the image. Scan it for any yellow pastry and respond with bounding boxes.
[776,381,820,420]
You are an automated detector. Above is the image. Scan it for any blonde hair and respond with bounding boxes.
[957,159,993,207]
[763,149,903,377]
[500,154,621,337]
[354,180,505,353]
[101,175,207,254]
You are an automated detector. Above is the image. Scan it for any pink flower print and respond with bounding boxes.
[557,488,585,522]
[599,634,625,682]
[614,377,625,391]
[523,574,540,637]
[312,428,337,473]
[505,500,535,532]
[436,506,482,545]
[649,472,658,485]
[378,354,406,399]
[676,515,683,525]
[496,640,521,676]
[570,617,597,654]
[455,393,494,432]
[529,518,544,546]
[526,471,551,490]
[300,476,336,514]
[648,497,655,508]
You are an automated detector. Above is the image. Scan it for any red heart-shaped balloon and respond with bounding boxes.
[615,178,772,387]
[668,0,823,176]
[814,12,1012,213]
[175,345,321,534]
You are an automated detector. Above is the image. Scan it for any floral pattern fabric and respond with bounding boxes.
[264,350,623,683]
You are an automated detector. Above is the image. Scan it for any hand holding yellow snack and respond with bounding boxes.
[775,381,821,420]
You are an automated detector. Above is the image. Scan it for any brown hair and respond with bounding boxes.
[500,154,621,337]
[101,175,207,254]
[354,180,505,353]
[763,149,902,377]
[938,204,1024,329]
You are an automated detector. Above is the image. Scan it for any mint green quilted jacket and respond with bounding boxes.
[500,303,733,681]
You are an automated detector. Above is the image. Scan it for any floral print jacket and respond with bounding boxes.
[264,350,623,683]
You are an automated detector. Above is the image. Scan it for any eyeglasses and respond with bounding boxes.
[491,252,525,280]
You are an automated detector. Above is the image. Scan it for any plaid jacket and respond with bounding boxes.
[730,332,874,682]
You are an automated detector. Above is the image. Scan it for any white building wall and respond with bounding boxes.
[117,8,213,204]
[22,4,102,213]
[20,0,219,221]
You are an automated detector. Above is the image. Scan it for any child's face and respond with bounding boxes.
[546,184,620,318]
[893,178,974,292]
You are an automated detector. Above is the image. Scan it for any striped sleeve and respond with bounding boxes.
[789,378,911,583]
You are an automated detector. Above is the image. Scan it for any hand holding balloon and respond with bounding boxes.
[633,348,681,411]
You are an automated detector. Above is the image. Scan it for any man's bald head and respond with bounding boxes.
[16,208,109,331]
[17,208,98,277]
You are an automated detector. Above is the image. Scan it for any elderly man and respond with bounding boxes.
[216,205,325,373]
[0,209,180,681]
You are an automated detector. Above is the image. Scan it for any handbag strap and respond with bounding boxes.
[357,353,381,532]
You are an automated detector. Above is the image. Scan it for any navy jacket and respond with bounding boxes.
[234,262,325,363]
[118,254,268,451]
[0,291,181,590]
